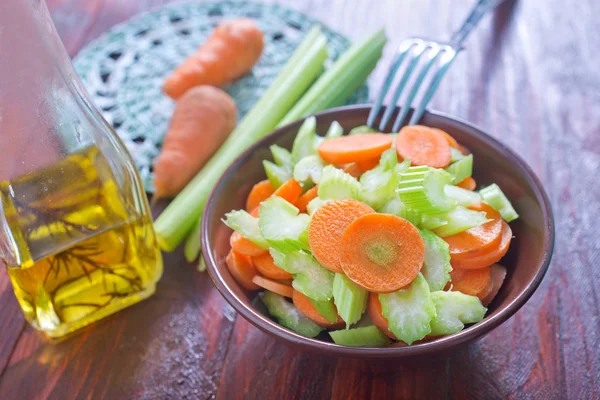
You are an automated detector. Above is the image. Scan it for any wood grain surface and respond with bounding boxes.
[0,0,598,398]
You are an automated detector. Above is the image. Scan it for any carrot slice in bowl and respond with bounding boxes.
[481,264,507,306]
[252,252,292,280]
[452,221,512,269]
[272,178,303,204]
[292,290,345,329]
[396,125,452,168]
[296,185,318,213]
[230,231,267,257]
[252,276,294,298]
[356,157,380,172]
[342,162,365,178]
[225,250,260,291]
[318,134,393,165]
[432,128,459,148]
[308,199,375,273]
[246,179,275,211]
[449,266,491,297]
[339,213,425,293]
[456,176,477,191]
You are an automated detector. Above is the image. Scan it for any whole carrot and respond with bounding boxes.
[163,18,264,99]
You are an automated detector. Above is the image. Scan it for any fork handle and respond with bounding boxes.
[450,0,507,46]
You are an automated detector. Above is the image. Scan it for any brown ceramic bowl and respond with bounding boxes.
[202,105,554,358]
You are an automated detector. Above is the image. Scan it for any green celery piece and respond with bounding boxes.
[261,291,324,338]
[318,165,360,200]
[270,248,334,301]
[332,273,368,327]
[293,155,325,184]
[433,206,490,237]
[223,209,270,249]
[259,197,310,251]
[450,147,465,162]
[153,27,328,251]
[325,121,344,138]
[263,160,292,189]
[377,193,422,226]
[397,166,455,214]
[329,325,391,347]
[419,230,452,291]
[379,273,436,345]
[306,197,327,216]
[479,184,519,222]
[279,29,387,126]
[444,185,482,207]
[349,125,377,135]
[291,116,318,163]
[184,218,202,262]
[419,215,447,230]
[308,298,338,323]
[197,256,207,272]
[445,154,473,184]
[429,291,487,336]
[270,144,293,169]
[379,147,398,170]
[358,167,398,209]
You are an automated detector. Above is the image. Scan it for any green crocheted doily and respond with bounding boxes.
[74,1,369,192]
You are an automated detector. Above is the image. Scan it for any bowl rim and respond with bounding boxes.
[202,105,555,358]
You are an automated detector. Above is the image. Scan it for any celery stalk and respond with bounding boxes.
[154,29,329,251]
[184,218,202,262]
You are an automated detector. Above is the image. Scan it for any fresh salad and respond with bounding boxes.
[223,117,517,347]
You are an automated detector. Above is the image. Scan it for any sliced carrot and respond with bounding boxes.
[296,185,318,213]
[272,178,303,204]
[396,125,452,168]
[339,213,425,293]
[481,264,507,306]
[318,134,393,165]
[249,206,260,218]
[252,276,294,298]
[367,292,397,340]
[292,290,345,329]
[277,279,294,286]
[230,231,267,257]
[357,157,380,172]
[456,176,477,191]
[444,203,503,261]
[477,279,495,301]
[458,144,471,155]
[342,162,364,178]
[252,252,292,280]
[433,128,459,148]
[225,250,260,290]
[452,221,512,269]
[308,199,375,273]
[246,179,275,211]
[449,267,491,297]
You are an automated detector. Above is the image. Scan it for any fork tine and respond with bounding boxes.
[377,41,427,131]
[366,40,414,127]
[391,44,443,132]
[407,47,457,125]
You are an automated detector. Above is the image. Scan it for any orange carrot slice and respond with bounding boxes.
[292,290,345,329]
[308,199,375,273]
[252,276,294,298]
[357,157,380,172]
[230,231,267,257]
[296,185,318,213]
[456,176,477,191]
[396,125,452,168]
[367,292,397,340]
[433,128,459,148]
[452,221,512,269]
[339,213,425,293]
[252,252,292,280]
[272,178,303,204]
[225,250,260,290]
[449,267,491,297]
[246,179,275,211]
[342,162,364,178]
[444,204,503,261]
[318,134,393,165]
[249,206,260,218]
[481,264,507,306]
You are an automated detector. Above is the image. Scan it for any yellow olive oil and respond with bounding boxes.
[0,145,162,337]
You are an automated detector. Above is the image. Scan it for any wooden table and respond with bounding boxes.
[0,0,598,398]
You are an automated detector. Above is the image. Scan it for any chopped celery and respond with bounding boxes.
[197,256,207,272]
[259,197,310,251]
[325,121,344,138]
[291,116,319,163]
[270,249,334,301]
[263,160,292,189]
[445,154,473,184]
[397,166,455,214]
[349,125,377,135]
[429,291,487,336]
[308,298,338,323]
[379,273,436,345]
[444,185,482,207]
[479,184,519,222]
[358,167,398,209]
[184,218,202,262]
[450,147,465,162]
[318,165,361,200]
[379,148,398,170]
[419,230,452,291]
[329,325,391,347]
[270,144,293,169]
[419,215,448,230]
[332,273,368,327]
[377,194,422,226]
[306,197,327,216]
[293,155,325,184]
[261,291,324,338]
[433,206,490,237]
[223,209,270,249]
[154,27,329,251]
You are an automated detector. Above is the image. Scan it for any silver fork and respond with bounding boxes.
[367,0,508,132]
